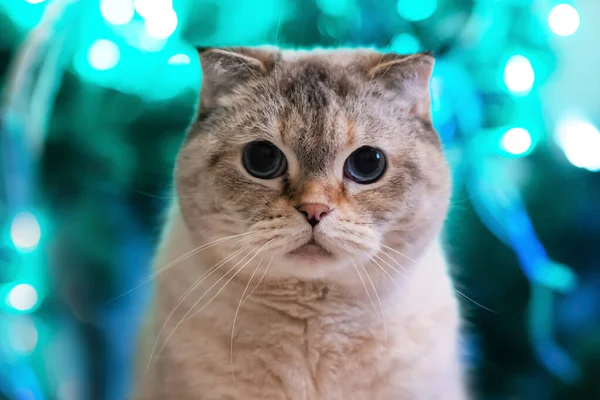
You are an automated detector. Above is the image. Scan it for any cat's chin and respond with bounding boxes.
[286,239,336,263]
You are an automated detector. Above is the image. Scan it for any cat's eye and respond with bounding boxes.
[344,146,386,184]
[242,141,287,179]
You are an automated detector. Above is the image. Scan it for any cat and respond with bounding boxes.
[132,46,466,400]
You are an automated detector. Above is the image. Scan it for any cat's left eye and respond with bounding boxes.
[242,141,287,179]
[344,146,386,184]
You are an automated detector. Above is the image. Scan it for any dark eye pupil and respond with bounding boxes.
[344,146,386,184]
[243,141,287,179]
[355,150,381,174]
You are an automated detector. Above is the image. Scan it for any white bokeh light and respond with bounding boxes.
[100,0,135,25]
[502,128,533,155]
[168,54,191,65]
[133,0,170,19]
[10,211,41,251]
[504,55,535,95]
[87,39,120,70]
[556,117,600,172]
[548,4,580,37]
[8,284,39,312]
[145,8,178,39]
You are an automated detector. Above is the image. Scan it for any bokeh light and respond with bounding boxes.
[10,212,41,251]
[144,8,178,39]
[13,389,35,400]
[8,317,38,354]
[502,127,533,156]
[24,0,46,4]
[390,33,421,54]
[548,4,580,37]
[556,117,600,172]
[316,0,351,17]
[57,382,79,400]
[168,54,191,65]
[100,0,135,26]
[132,0,154,19]
[87,39,120,71]
[504,55,535,95]
[396,0,437,22]
[8,284,39,312]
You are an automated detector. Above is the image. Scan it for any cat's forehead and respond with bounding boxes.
[254,61,372,171]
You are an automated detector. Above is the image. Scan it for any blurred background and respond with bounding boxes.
[1,0,599,399]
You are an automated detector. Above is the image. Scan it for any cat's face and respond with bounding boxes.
[176,47,450,278]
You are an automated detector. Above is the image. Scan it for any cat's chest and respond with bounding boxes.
[252,316,399,400]
[156,277,461,399]
[163,306,446,400]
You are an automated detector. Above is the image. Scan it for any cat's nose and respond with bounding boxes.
[297,203,331,227]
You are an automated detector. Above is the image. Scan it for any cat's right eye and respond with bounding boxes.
[242,141,287,179]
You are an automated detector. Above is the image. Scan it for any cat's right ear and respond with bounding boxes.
[197,47,278,111]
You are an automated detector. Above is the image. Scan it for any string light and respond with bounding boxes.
[502,127,533,156]
[10,212,41,251]
[87,39,120,71]
[556,117,600,172]
[8,284,39,312]
[504,55,535,95]
[548,4,580,37]
[100,0,134,26]
[396,0,437,22]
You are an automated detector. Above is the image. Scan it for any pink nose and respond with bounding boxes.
[297,203,331,227]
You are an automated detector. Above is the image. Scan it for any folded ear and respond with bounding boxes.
[197,47,278,111]
[366,52,434,121]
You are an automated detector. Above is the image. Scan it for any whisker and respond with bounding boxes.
[242,257,274,304]
[186,239,275,319]
[230,258,265,386]
[148,249,253,370]
[130,188,176,200]
[380,244,417,264]
[454,288,497,314]
[386,226,419,232]
[350,258,377,314]
[370,257,402,290]
[376,251,406,274]
[146,245,250,371]
[359,261,387,347]
[108,230,259,303]
[153,239,274,365]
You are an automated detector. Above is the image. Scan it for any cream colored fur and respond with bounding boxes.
[132,47,467,399]
[133,207,465,400]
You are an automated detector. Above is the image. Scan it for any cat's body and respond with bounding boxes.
[133,47,466,399]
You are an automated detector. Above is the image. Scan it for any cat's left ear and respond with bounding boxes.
[367,52,434,121]
[196,47,278,110]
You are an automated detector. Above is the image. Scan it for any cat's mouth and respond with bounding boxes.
[287,238,334,259]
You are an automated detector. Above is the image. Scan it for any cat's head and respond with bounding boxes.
[176,47,450,279]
